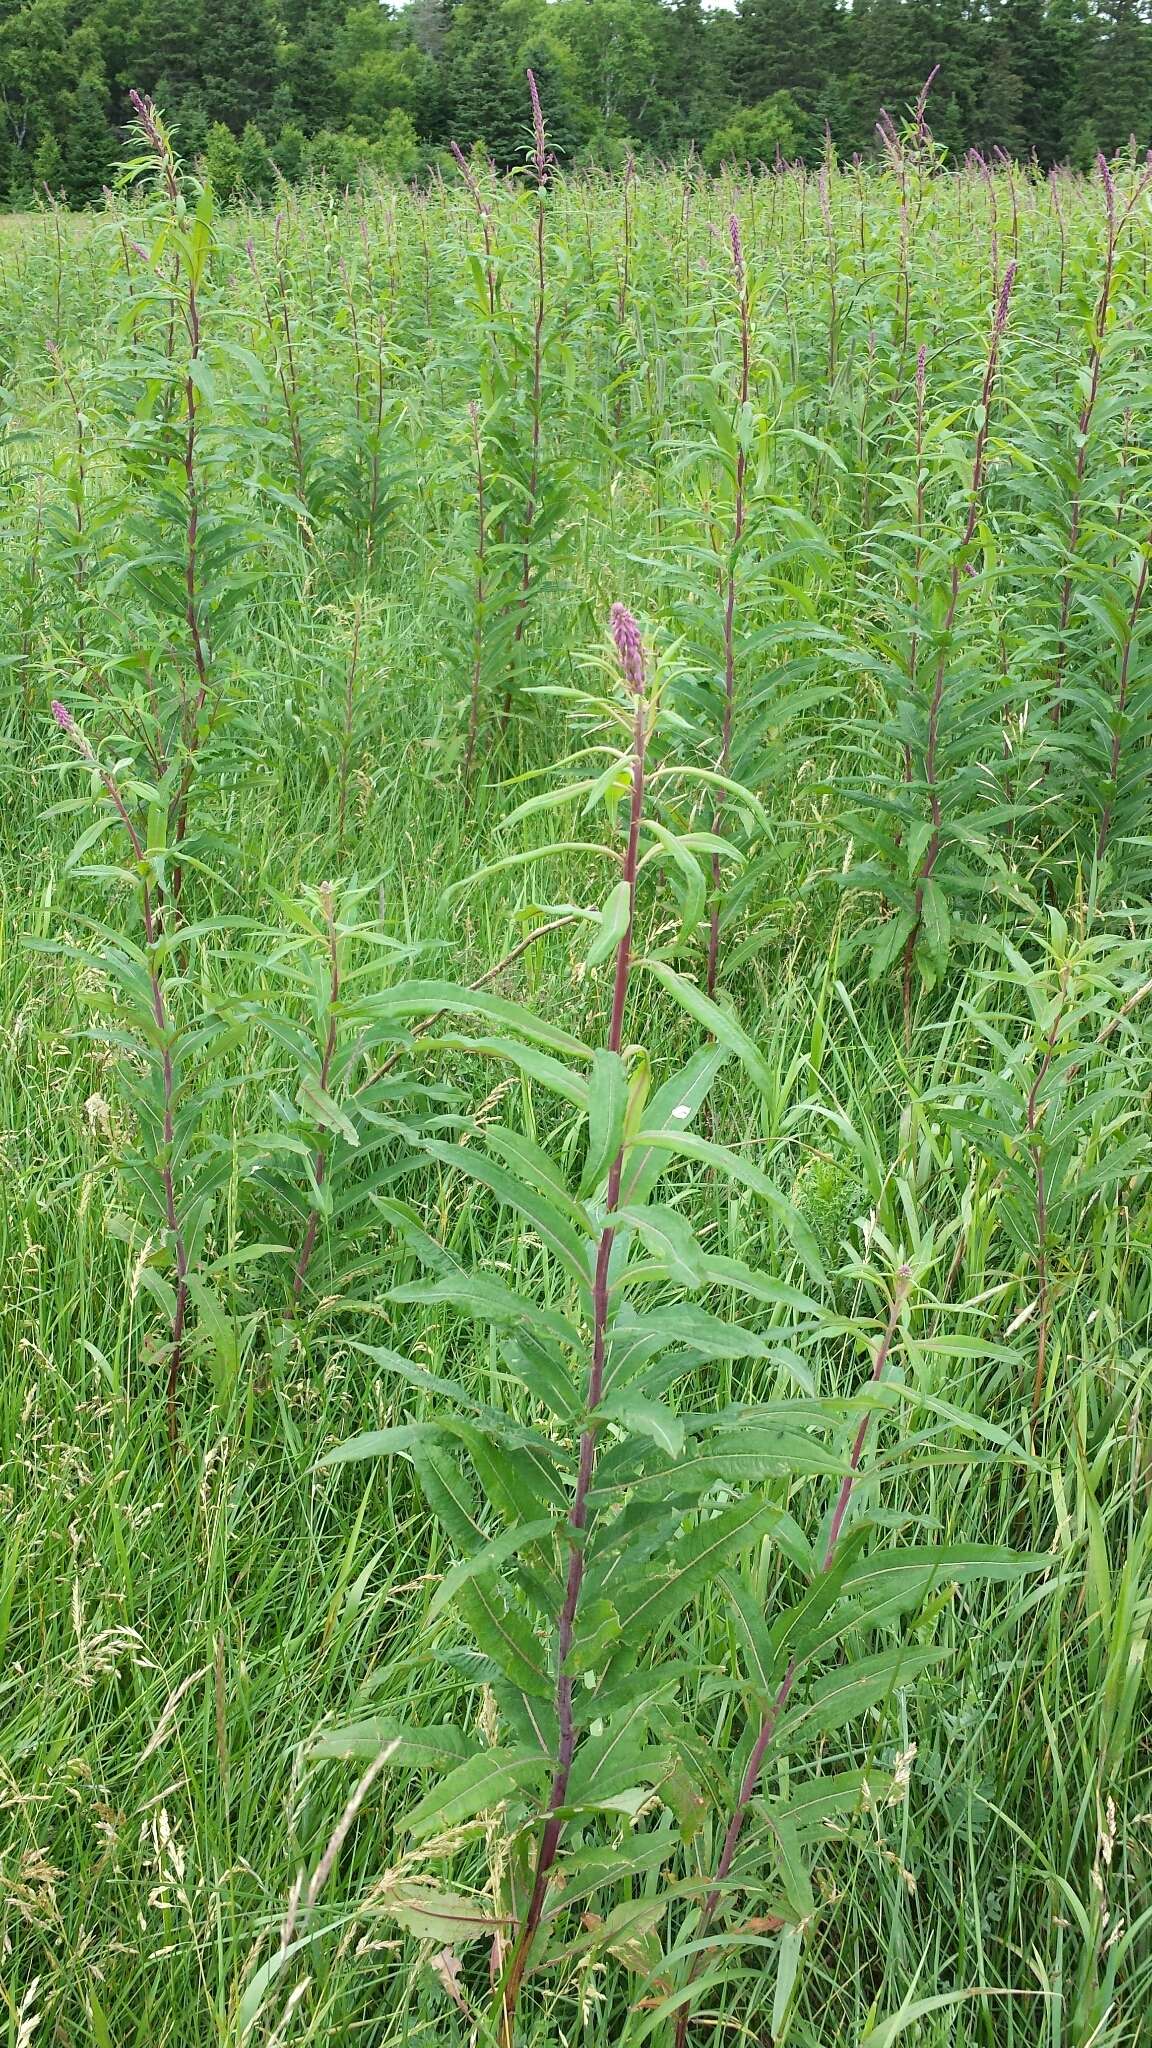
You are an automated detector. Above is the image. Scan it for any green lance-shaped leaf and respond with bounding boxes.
[419,1139,594,1291]
[588,877,633,968]
[404,1745,551,1841]
[776,1646,947,1743]
[613,1202,709,1286]
[580,1047,629,1196]
[378,1879,502,1944]
[638,959,775,1095]
[310,1719,478,1768]
[596,1389,686,1460]
[601,1494,791,1681]
[359,981,593,1060]
[428,1517,556,1621]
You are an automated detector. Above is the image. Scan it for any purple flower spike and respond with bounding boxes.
[994,260,1017,339]
[915,64,940,135]
[610,604,646,696]
[729,213,745,291]
[1097,152,1116,226]
[527,69,550,183]
[915,344,927,401]
[129,90,163,154]
[52,698,95,760]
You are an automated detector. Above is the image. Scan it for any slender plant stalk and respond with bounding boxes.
[450,140,497,325]
[507,69,551,714]
[44,337,86,587]
[901,263,1017,1040]
[498,605,649,2034]
[53,701,190,1440]
[247,225,311,540]
[1049,166,1067,342]
[464,401,487,782]
[336,600,363,855]
[131,94,211,915]
[1052,157,1152,722]
[818,163,838,383]
[1095,524,1151,870]
[705,214,750,998]
[901,342,929,803]
[1053,161,1118,723]
[291,884,340,1311]
[614,152,635,443]
[673,1265,912,2048]
[1029,965,1071,1431]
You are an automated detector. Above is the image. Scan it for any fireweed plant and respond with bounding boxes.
[44,700,226,1436]
[839,259,1020,1033]
[12,131,1152,2048]
[310,609,1047,2042]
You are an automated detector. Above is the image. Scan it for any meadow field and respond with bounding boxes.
[0,104,1150,2048]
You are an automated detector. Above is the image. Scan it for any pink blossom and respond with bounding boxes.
[610,604,646,696]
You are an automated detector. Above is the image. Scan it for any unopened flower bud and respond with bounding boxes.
[610,604,646,695]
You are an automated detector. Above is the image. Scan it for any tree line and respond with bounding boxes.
[2,0,1150,208]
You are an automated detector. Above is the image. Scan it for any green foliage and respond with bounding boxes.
[3,135,1152,2048]
[4,0,1152,209]
[702,91,813,172]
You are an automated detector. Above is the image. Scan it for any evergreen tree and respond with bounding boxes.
[237,118,275,195]
[999,0,1083,164]
[1083,0,1152,151]
[64,66,113,202]
[443,0,526,164]
[976,24,1029,154]
[199,0,278,132]
[31,122,63,188]
[735,0,845,110]
[136,0,201,104]
[280,18,341,136]
[654,0,736,152]
[0,0,1144,203]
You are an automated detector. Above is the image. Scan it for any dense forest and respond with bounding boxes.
[0,0,1151,208]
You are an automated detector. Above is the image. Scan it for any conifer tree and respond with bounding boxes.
[199,0,278,133]
[64,66,113,202]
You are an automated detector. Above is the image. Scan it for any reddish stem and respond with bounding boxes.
[499,637,648,2030]
[674,1268,912,2048]
[901,269,1015,1039]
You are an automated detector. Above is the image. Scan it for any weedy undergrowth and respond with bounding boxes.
[307,610,1048,2043]
[44,699,236,1435]
[838,259,1019,1034]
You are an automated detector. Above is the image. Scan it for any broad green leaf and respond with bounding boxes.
[360,981,591,1060]
[581,1047,628,1195]
[296,1074,359,1145]
[420,1140,593,1290]
[614,1202,708,1286]
[639,959,774,1095]
[456,1578,551,1697]
[605,1495,788,1664]
[428,1517,555,1620]
[405,1746,549,1840]
[379,1878,501,1943]
[619,1046,729,1208]
[862,1993,982,2047]
[310,1719,476,1767]
[588,878,632,968]
[625,1126,826,1284]
[597,1389,686,1459]
[779,1647,945,1741]
[316,1423,442,1469]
